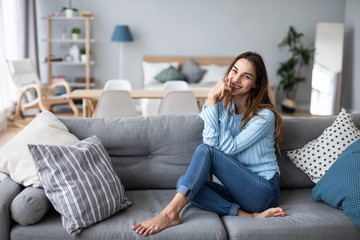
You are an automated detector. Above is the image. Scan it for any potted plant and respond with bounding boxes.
[71,27,81,40]
[80,48,91,63]
[277,26,315,113]
[62,0,78,17]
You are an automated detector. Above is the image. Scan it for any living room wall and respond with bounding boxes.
[36,0,356,111]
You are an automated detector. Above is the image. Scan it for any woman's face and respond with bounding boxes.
[228,58,257,97]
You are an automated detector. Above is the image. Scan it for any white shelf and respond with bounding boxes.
[42,16,94,21]
[42,39,95,43]
[44,16,94,88]
[44,61,95,65]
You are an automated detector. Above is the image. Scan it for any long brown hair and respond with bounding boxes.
[222,52,282,152]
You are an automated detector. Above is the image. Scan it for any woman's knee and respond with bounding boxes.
[195,143,214,155]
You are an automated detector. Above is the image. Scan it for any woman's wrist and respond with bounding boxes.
[207,96,218,106]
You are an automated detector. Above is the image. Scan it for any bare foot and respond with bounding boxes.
[132,211,181,236]
[252,207,285,218]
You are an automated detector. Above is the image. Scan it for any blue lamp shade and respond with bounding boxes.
[111,25,133,42]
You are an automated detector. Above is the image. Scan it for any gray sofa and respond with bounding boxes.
[1,114,360,240]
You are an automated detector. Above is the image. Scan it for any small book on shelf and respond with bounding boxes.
[52,75,66,83]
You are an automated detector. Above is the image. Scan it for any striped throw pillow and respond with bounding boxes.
[28,135,132,237]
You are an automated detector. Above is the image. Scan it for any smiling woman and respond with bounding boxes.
[132,52,284,236]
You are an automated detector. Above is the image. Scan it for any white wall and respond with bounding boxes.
[36,0,347,109]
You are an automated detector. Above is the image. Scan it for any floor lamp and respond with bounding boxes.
[111,25,133,79]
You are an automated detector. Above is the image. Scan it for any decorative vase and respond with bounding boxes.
[69,44,79,62]
[64,9,74,18]
[281,98,297,113]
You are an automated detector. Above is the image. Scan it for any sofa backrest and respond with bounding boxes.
[59,115,203,190]
[278,113,360,189]
[59,113,360,190]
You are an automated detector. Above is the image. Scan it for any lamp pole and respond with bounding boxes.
[111,25,133,79]
[119,42,124,79]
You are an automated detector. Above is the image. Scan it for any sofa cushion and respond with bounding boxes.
[58,115,204,190]
[28,135,132,238]
[0,111,79,187]
[286,109,360,183]
[312,139,360,227]
[222,188,360,240]
[10,187,51,225]
[10,190,227,240]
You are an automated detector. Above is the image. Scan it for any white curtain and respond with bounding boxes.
[0,0,38,133]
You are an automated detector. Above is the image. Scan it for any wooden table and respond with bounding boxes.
[69,89,210,117]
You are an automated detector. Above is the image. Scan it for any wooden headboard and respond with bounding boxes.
[143,56,234,69]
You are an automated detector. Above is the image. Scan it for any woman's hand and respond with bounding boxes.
[207,77,232,106]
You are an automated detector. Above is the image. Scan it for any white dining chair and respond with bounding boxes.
[163,81,189,90]
[156,91,199,115]
[142,81,190,116]
[103,79,132,91]
[93,90,137,118]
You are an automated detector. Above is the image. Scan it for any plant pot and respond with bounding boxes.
[64,9,74,18]
[281,98,297,113]
[72,34,79,40]
[81,54,87,63]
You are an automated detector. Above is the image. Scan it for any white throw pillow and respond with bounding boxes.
[0,111,79,187]
[142,61,179,86]
[200,64,228,83]
[286,108,360,183]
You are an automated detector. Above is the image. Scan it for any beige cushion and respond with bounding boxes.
[0,111,79,187]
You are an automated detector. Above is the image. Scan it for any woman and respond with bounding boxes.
[132,52,285,236]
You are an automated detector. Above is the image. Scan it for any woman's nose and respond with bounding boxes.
[231,77,240,84]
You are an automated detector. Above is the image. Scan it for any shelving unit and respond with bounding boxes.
[44,16,95,89]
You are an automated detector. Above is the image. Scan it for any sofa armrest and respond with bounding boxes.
[0,176,22,240]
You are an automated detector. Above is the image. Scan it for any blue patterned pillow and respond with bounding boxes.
[28,135,132,237]
[311,139,360,227]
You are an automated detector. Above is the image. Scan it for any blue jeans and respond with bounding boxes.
[176,144,280,216]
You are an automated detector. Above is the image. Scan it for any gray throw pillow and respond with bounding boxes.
[28,135,133,238]
[155,66,187,83]
[181,59,207,83]
[10,187,51,225]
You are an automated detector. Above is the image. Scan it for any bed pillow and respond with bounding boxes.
[311,139,360,227]
[200,64,228,83]
[0,111,79,187]
[286,108,360,183]
[10,187,51,225]
[155,66,186,83]
[142,61,179,86]
[181,59,207,83]
[28,135,132,238]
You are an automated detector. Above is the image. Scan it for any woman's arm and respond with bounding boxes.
[218,109,275,155]
[199,104,220,146]
[199,79,232,146]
